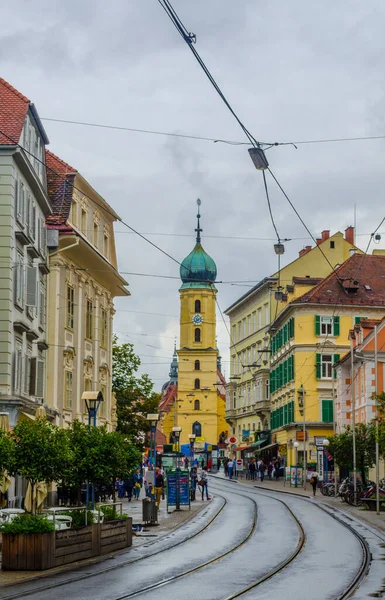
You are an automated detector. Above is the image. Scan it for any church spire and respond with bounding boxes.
[169,339,178,383]
[195,198,202,243]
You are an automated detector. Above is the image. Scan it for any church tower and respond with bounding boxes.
[177,200,225,446]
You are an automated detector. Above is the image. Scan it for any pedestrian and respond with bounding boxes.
[274,458,281,480]
[133,468,142,500]
[155,466,164,509]
[259,461,266,482]
[250,460,256,481]
[159,466,166,500]
[309,471,319,496]
[143,466,152,498]
[190,466,198,501]
[184,457,189,469]
[124,473,135,502]
[199,466,210,500]
[267,462,273,480]
[224,459,229,477]
[117,478,125,500]
[227,458,234,479]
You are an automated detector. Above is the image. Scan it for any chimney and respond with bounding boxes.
[321,230,330,242]
[305,245,312,253]
[345,226,355,246]
[299,246,312,257]
[316,238,322,245]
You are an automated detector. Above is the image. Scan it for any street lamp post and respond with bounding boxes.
[293,441,299,488]
[323,438,330,484]
[146,413,159,470]
[82,391,104,507]
[172,426,182,510]
[188,434,196,467]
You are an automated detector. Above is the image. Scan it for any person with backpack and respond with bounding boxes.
[155,466,164,509]
[309,471,319,496]
[199,466,210,500]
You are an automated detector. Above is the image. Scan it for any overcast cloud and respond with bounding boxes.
[2,0,385,388]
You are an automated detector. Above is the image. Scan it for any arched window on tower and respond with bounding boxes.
[195,299,201,313]
[194,360,200,371]
[192,421,202,437]
[194,399,200,410]
[194,378,200,389]
[195,328,201,342]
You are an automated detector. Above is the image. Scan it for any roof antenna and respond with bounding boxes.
[195,198,202,243]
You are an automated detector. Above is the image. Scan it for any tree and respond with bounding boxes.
[328,423,376,486]
[0,431,14,473]
[99,432,141,501]
[12,419,71,513]
[112,336,160,447]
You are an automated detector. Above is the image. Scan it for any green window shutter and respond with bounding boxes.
[292,354,295,380]
[316,354,321,379]
[288,355,293,380]
[270,370,275,394]
[315,315,321,335]
[283,360,287,385]
[289,401,294,423]
[333,354,340,379]
[284,323,288,343]
[355,316,367,325]
[283,404,288,425]
[322,400,333,423]
[280,407,283,427]
[289,317,294,339]
[333,316,340,337]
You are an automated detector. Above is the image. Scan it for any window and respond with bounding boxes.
[15,179,25,225]
[330,241,335,249]
[192,422,202,437]
[15,252,24,308]
[39,279,46,329]
[243,318,246,338]
[86,299,93,339]
[66,286,74,329]
[13,344,23,393]
[103,234,109,259]
[264,303,269,325]
[253,312,257,332]
[194,399,200,410]
[81,209,87,234]
[194,378,200,389]
[257,308,262,329]
[30,201,36,241]
[71,200,78,227]
[232,325,237,344]
[195,299,201,313]
[194,360,200,371]
[83,378,92,413]
[238,322,242,341]
[65,371,73,409]
[322,399,334,423]
[321,355,332,378]
[315,315,340,336]
[252,423,256,431]
[101,309,108,347]
[194,328,201,342]
[93,222,99,247]
[355,316,368,325]
[247,315,251,336]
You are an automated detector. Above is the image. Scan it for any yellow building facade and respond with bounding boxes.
[162,203,227,446]
[270,252,385,469]
[45,151,129,430]
[225,229,359,447]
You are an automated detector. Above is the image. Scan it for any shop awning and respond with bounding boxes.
[247,439,268,449]
[255,442,278,452]
[234,446,249,452]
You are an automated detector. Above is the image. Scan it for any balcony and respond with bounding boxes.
[226,408,237,419]
[253,399,270,412]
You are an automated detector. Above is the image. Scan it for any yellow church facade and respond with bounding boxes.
[161,202,227,448]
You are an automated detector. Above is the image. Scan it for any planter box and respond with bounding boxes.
[362,498,385,512]
[2,532,55,571]
[2,518,132,571]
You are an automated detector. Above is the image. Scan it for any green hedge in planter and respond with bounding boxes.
[59,510,94,528]
[98,505,128,521]
[1,514,55,534]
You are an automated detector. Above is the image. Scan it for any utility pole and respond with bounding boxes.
[302,387,307,490]
[350,338,357,501]
[374,326,380,515]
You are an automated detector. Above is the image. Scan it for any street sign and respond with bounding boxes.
[147,471,155,486]
[236,459,243,471]
[228,436,238,444]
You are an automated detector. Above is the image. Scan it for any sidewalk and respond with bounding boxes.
[212,471,385,535]
[0,490,206,588]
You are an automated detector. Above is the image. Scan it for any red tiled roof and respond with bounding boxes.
[294,254,385,306]
[0,78,30,145]
[156,428,167,445]
[159,384,177,413]
[45,150,77,225]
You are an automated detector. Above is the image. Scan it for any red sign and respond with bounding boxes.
[228,436,237,444]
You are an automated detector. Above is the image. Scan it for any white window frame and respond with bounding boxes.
[15,252,24,309]
[14,344,23,393]
[253,312,257,332]
[264,303,269,326]
[320,316,333,336]
[257,308,262,330]
[321,354,333,379]
[64,371,73,409]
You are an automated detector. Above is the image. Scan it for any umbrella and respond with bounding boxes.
[0,413,11,498]
[25,481,48,513]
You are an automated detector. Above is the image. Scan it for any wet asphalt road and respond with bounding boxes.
[1,477,383,600]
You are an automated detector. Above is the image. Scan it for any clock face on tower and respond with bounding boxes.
[192,313,204,325]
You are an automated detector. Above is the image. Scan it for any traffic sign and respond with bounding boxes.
[228,436,238,444]
[236,458,243,471]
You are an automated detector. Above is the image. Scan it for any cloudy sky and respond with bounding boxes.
[2,0,385,389]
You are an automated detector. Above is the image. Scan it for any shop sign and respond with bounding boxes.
[310,450,317,461]
[278,445,287,456]
[317,448,324,481]
[207,445,212,452]
[228,436,238,445]
[314,436,325,446]
[296,431,307,441]
[212,450,218,459]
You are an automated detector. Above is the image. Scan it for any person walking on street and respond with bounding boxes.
[124,474,135,502]
[267,462,273,480]
[117,478,125,500]
[310,471,319,496]
[155,466,164,509]
[133,468,142,500]
[274,459,281,480]
[259,461,266,482]
[190,466,198,501]
[250,460,256,481]
[200,466,210,500]
[224,459,229,477]
[227,458,234,480]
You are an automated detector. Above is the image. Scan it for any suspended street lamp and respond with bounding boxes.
[248,147,269,170]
